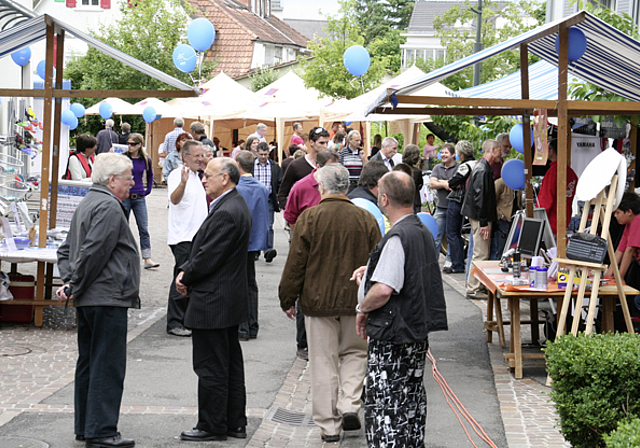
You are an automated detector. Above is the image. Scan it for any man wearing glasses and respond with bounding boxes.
[339,130,366,192]
[166,140,208,337]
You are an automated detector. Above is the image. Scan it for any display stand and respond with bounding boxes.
[554,174,634,337]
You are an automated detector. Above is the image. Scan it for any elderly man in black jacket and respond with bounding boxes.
[461,139,501,299]
[176,157,252,442]
[57,153,140,448]
[353,171,447,448]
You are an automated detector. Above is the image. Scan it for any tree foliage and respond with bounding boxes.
[249,67,278,92]
[412,0,543,143]
[415,0,544,91]
[353,0,413,70]
[299,0,389,99]
[65,0,215,135]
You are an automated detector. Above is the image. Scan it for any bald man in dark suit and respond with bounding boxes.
[176,157,252,442]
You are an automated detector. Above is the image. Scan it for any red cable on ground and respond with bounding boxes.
[426,348,499,448]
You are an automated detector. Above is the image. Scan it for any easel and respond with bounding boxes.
[554,174,634,338]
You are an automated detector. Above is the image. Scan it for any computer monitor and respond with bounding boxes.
[502,210,525,260]
[517,217,545,259]
[533,207,556,250]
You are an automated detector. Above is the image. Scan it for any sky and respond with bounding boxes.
[281,0,340,19]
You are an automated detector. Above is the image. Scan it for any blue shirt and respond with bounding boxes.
[235,176,269,252]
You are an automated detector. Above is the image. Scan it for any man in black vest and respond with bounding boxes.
[353,171,448,448]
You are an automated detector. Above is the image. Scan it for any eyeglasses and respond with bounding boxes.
[127,142,139,146]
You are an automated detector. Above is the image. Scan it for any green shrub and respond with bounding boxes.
[604,418,640,448]
[545,333,640,448]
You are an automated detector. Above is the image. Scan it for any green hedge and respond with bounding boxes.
[603,418,640,448]
[545,333,640,448]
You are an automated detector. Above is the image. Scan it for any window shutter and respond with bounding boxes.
[66,0,76,7]
[101,0,110,8]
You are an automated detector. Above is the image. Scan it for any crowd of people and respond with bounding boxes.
[53,119,640,448]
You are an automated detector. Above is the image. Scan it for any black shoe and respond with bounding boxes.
[75,435,85,441]
[443,266,465,274]
[249,334,257,339]
[227,426,247,438]
[297,348,308,361]
[180,428,227,441]
[238,335,250,341]
[321,433,340,443]
[342,412,361,431]
[264,249,277,263]
[254,253,260,261]
[86,434,135,448]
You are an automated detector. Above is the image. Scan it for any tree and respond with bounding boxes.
[65,0,215,135]
[299,0,390,99]
[412,0,544,145]
[353,0,413,70]
[416,0,544,91]
[249,67,278,92]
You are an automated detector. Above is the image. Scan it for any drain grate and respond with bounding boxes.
[264,407,315,427]
[0,436,49,448]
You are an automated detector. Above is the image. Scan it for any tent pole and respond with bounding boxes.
[520,44,534,219]
[557,26,570,258]
[630,125,637,191]
[49,30,65,231]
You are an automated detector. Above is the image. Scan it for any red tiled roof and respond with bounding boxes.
[188,0,309,79]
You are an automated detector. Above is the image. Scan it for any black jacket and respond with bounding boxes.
[265,159,284,212]
[180,189,252,329]
[447,158,476,203]
[461,158,497,227]
[364,214,448,343]
[347,185,377,204]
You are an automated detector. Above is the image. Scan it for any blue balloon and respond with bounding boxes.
[69,116,79,131]
[501,159,525,191]
[11,47,31,67]
[99,102,113,120]
[343,45,370,77]
[36,60,55,80]
[61,109,76,126]
[142,106,157,123]
[417,212,439,240]
[509,123,533,154]
[344,121,352,126]
[351,197,385,236]
[173,44,197,73]
[555,27,587,62]
[188,18,216,52]
[70,103,85,118]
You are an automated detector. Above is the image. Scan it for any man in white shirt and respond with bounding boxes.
[247,123,268,142]
[370,137,399,171]
[166,140,207,337]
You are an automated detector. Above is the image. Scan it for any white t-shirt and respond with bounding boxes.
[167,168,208,245]
[358,235,406,303]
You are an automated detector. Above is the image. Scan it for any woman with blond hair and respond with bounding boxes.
[123,133,158,269]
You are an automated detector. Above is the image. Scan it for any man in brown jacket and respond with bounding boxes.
[279,164,381,443]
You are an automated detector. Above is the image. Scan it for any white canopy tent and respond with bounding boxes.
[85,97,138,115]
[320,66,456,146]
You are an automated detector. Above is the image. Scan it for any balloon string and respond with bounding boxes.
[360,76,365,95]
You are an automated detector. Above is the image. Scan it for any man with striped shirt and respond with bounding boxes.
[339,130,366,192]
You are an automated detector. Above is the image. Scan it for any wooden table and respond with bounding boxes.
[0,247,62,327]
[472,260,639,379]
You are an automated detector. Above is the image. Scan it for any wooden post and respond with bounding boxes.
[520,44,534,218]
[556,26,570,258]
[630,125,637,191]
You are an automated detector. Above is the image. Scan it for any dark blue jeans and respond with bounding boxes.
[446,201,465,272]
[123,196,151,259]
[75,306,128,439]
[490,220,511,260]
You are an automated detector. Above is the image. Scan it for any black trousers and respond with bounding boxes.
[239,252,259,338]
[296,299,307,350]
[192,326,247,434]
[75,306,128,439]
[167,241,192,331]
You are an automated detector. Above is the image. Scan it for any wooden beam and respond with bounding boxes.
[373,107,554,116]
[57,89,199,99]
[520,43,535,219]
[390,95,557,110]
[0,89,198,99]
[49,29,65,231]
[567,100,640,113]
[520,11,587,47]
[557,26,569,258]
[630,125,637,192]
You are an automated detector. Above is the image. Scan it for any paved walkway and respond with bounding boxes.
[0,188,569,447]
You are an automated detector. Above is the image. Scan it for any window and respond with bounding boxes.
[435,49,445,60]
[405,49,416,65]
[274,46,282,64]
[82,0,99,5]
